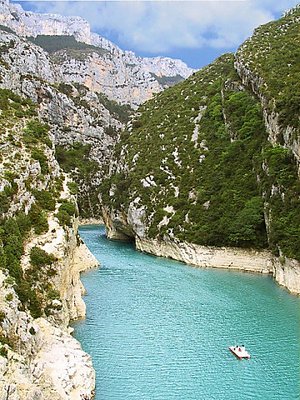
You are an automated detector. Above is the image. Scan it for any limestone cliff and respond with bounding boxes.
[0,25,124,218]
[0,0,194,108]
[0,89,98,399]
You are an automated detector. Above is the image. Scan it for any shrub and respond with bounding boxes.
[67,181,78,195]
[23,120,51,147]
[0,311,5,322]
[16,280,42,319]
[28,204,49,235]
[0,219,23,281]
[58,83,74,96]
[29,326,36,335]
[47,288,60,300]
[55,143,98,176]
[56,200,77,227]
[33,189,56,211]
[5,293,13,302]
[15,212,32,235]
[97,93,132,123]
[30,246,57,268]
[31,148,49,175]
[0,189,12,214]
[4,276,15,287]
[0,346,7,358]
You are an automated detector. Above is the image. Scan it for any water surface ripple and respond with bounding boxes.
[74,225,300,400]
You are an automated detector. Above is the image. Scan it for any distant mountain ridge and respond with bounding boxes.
[0,0,195,107]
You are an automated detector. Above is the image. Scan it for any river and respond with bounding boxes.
[73,225,300,399]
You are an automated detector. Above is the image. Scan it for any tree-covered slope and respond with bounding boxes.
[0,87,95,399]
[101,7,300,261]
[0,88,77,319]
[235,6,300,130]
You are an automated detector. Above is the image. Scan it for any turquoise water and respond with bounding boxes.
[74,225,300,400]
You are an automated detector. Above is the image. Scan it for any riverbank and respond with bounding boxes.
[103,207,300,295]
[79,218,104,226]
[135,236,300,295]
[136,236,273,274]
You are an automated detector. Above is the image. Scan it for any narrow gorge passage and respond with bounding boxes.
[74,225,300,400]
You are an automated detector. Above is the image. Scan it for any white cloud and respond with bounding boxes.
[24,0,299,53]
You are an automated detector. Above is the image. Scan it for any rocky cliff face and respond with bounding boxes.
[0,237,97,400]
[0,0,194,108]
[234,7,300,164]
[101,7,300,295]
[0,0,194,217]
[0,89,98,398]
[0,0,91,42]
[0,25,124,217]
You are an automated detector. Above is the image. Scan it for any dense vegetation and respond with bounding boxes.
[102,6,300,262]
[0,217,59,319]
[28,35,108,59]
[0,89,73,324]
[102,55,269,249]
[55,142,99,218]
[236,6,300,130]
[0,25,15,34]
[150,73,184,87]
[97,92,133,124]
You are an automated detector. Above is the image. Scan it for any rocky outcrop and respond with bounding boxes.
[0,235,97,400]
[272,256,300,295]
[234,58,300,164]
[0,88,98,398]
[0,28,121,141]
[21,214,98,324]
[31,318,95,400]
[0,0,91,43]
[102,206,134,241]
[0,318,95,400]
[136,236,273,274]
[64,238,99,320]
[54,52,157,107]
[79,217,103,226]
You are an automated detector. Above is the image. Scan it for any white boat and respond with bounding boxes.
[229,345,250,359]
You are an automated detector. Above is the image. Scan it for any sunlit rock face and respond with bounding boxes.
[0,0,194,108]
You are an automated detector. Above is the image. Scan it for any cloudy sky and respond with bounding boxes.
[13,0,299,68]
